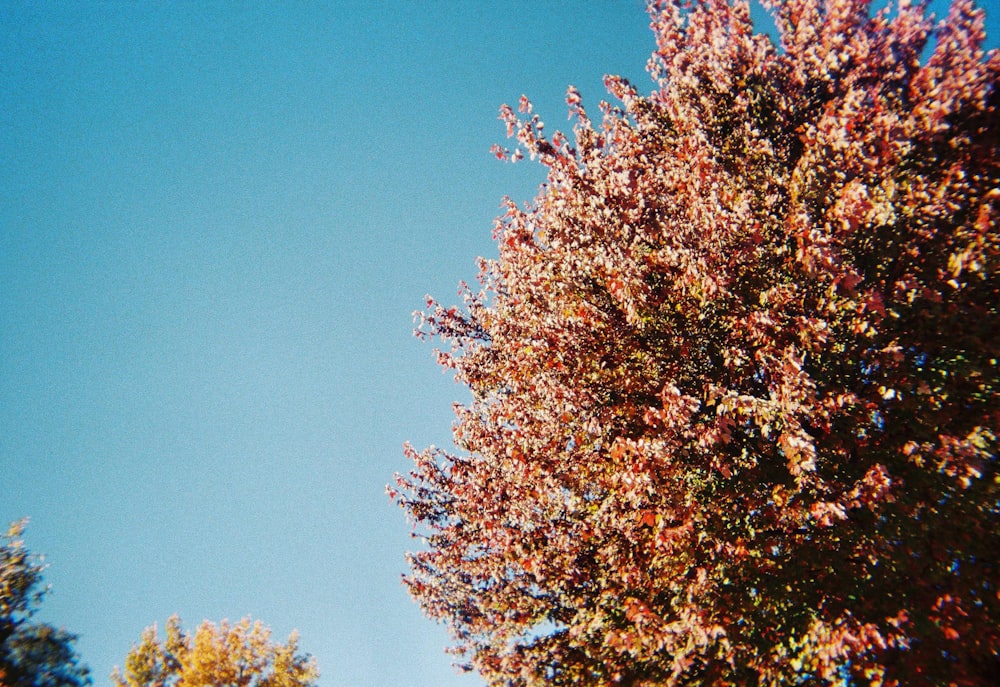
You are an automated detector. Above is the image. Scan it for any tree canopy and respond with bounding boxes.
[0,520,91,687]
[111,615,318,687]
[393,0,1000,684]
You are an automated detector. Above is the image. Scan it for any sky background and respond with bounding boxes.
[1,2,996,687]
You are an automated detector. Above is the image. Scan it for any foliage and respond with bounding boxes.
[0,520,91,687]
[111,615,318,687]
[393,0,1000,684]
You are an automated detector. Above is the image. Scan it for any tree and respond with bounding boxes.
[111,615,318,687]
[392,0,999,684]
[0,520,91,687]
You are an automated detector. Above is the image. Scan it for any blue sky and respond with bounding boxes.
[1,3,653,686]
[1,2,995,687]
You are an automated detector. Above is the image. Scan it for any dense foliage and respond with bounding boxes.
[394,0,1000,684]
[111,615,318,687]
[0,520,90,687]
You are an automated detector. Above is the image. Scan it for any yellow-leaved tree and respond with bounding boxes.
[111,615,318,687]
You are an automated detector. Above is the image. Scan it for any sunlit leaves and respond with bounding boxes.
[396,1,999,684]
[111,616,318,687]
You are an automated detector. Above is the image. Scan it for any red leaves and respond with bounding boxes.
[396,1,1000,684]
[808,500,848,527]
[565,85,585,122]
[779,428,817,476]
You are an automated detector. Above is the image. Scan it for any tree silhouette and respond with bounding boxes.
[0,520,90,687]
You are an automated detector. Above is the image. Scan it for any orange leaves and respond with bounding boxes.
[609,438,628,463]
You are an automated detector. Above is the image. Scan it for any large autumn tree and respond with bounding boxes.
[0,520,90,687]
[111,616,318,687]
[393,0,999,684]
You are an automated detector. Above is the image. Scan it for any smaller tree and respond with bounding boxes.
[0,519,90,687]
[112,615,318,687]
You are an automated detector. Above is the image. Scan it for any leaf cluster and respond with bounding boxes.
[111,616,318,687]
[396,0,1000,685]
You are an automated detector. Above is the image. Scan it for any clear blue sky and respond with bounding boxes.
[1,2,995,687]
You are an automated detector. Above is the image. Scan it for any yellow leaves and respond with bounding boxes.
[771,485,788,508]
[850,317,877,337]
[114,616,318,687]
